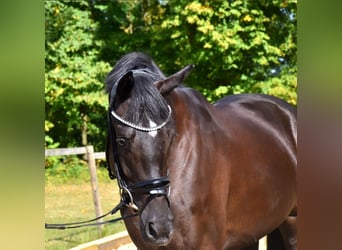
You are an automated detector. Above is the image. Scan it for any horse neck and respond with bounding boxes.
[166,87,219,167]
[167,87,215,129]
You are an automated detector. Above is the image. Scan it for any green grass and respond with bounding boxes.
[45,166,127,249]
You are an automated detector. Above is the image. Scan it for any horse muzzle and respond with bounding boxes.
[140,195,174,246]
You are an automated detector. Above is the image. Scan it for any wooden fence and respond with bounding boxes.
[45,145,106,232]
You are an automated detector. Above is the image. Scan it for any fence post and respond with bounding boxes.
[86,145,104,233]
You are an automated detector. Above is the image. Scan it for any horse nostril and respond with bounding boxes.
[148,222,158,240]
[144,219,173,246]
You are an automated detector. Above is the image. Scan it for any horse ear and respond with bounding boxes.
[155,64,194,95]
[115,71,134,104]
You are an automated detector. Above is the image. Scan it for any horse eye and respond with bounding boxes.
[116,138,126,146]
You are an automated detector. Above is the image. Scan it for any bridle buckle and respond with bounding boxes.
[122,186,139,212]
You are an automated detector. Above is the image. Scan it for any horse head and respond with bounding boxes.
[106,54,193,246]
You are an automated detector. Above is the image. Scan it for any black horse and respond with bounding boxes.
[106,52,297,250]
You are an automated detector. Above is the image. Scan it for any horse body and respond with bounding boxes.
[106,52,297,250]
[162,89,296,249]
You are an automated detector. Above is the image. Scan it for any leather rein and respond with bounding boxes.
[45,83,171,230]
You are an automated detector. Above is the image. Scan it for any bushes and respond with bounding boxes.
[45,155,111,184]
[45,156,89,184]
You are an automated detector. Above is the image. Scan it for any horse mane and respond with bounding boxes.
[106,52,170,125]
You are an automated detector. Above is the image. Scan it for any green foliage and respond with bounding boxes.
[45,0,297,151]
[45,0,111,151]
[141,0,297,103]
[45,155,90,184]
[45,157,111,185]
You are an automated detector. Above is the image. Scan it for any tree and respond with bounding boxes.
[45,0,297,150]
[45,0,110,150]
[140,0,297,103]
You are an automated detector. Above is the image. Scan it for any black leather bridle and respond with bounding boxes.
[106,91,171,213]
[46,71,171,230]
[45,109,171,230]
[106,69,171,213]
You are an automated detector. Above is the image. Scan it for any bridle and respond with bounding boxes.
[46,73,172,230]
[107,100,172,212]
[106,69,172,213]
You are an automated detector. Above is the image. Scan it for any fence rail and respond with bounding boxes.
[45,147,106,159]
[45,145,106,232]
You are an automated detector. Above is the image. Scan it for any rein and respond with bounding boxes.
[45,200,137,230]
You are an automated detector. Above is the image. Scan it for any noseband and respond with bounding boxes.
[107,102,172,212]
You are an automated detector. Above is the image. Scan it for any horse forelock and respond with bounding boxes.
[105,52,165,93]
[125,71,170,125]
[106,53,170,126]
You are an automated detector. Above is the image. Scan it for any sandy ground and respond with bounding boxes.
[116,236,267,250]
[117,242,137,250]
